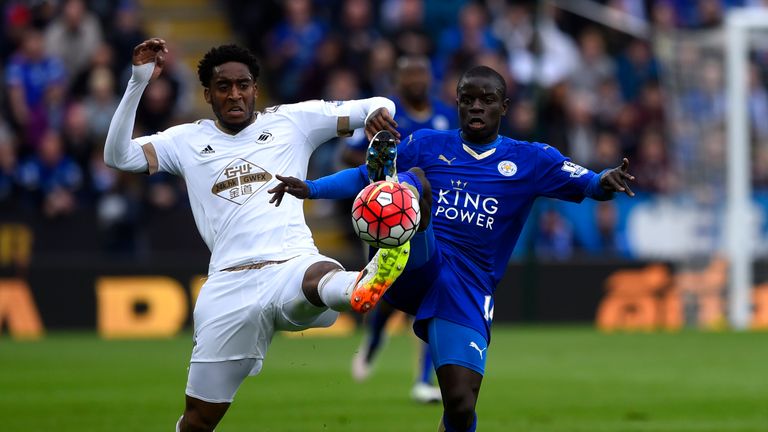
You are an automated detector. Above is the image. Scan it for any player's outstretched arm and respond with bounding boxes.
[104,38,167,173]
[600,157,636,197]
[268,166,369,206]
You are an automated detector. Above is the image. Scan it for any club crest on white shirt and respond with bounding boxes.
[211,158,272,205]
[256,130,274,144]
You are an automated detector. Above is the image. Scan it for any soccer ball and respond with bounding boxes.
[351,181,421,249]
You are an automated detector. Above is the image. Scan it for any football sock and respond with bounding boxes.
[318,269,358,311]
[175,416,182,432]
[419,342,434,384]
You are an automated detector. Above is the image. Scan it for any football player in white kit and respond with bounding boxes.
[104,38,410,432]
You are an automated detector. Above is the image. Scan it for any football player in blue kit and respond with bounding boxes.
[344,55,457,404]
[269,66,635,432]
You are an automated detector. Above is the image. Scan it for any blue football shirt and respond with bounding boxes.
[395,129,607,342]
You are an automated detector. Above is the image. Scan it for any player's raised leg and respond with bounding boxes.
[349,244,410,312]
[295,247,410,315]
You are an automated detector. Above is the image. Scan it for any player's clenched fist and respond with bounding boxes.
[132,38,168,81]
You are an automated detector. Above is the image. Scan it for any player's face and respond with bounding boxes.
[456,76,508,144]
[204,61,258,134]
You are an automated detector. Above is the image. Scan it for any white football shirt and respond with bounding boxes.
[133,99,390,273]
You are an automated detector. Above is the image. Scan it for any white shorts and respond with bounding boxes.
[189,254,341,371]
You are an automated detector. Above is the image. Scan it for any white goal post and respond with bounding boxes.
[725,8,768,330]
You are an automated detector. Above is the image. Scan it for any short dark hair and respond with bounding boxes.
[457,66,506,97]
[197,44,260,87]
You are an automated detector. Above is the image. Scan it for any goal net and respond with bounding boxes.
[647,7,768,329]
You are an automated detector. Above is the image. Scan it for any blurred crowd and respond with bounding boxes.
[2,0,768,260]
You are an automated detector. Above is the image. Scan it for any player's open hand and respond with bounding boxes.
[133,38,168,81]
[365,108,400,141]
[600,157,635,197]
[268,175,310,206]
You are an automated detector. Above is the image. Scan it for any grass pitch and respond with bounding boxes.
[1,326,767,432]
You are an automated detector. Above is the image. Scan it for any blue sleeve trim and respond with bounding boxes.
[585,169,615,201]
[307,165,368,199]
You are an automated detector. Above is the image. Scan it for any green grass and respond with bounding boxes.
[1,326,767,431]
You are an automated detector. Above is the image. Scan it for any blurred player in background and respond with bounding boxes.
[344,55,457,404]
[270,65,635,431]
[103,38,410,432]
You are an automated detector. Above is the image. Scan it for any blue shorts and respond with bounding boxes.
[427,318,488,375]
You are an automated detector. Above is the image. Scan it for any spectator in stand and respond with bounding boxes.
[44,0,103,88]
[106,1,147,76]
[565,90,598,165]
[506,98,537,143]
[296,34,345,101]
[615,38,659,102]
[591,129,623,172]
[506,5,579,89]
[1,2,32,62]
[534,206,574,261]
[614,104,641,158]
[364,39,397,97]
[632,128,674,194]
[264,0,327,102]
[593,200,630,258]
[381,0,433,57]
[0,123,18,207]
[136,74,177,135]
[62,102,96,180]
[435,2,503,82]
[635,81,666,130]
[4,26,67,151]
[593,77,625,129]
[69,42,116,100]
[337,0,381,78]
[16,129,82,217]
[569,27,616,95]
[748,61,768,141]
[82,66,119,140]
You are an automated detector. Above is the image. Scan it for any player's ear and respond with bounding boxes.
[204,87,211,104]
[500,97,510,116]
[253,82,259,98]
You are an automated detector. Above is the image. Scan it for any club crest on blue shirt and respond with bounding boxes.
[561,161,587,178]
[497,160,517,177]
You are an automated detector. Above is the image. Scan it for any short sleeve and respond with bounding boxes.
[134,129,183,176]
[534,144,598,203]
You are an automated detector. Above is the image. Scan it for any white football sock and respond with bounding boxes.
[318,269,358,311]
[175,416,182,431]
